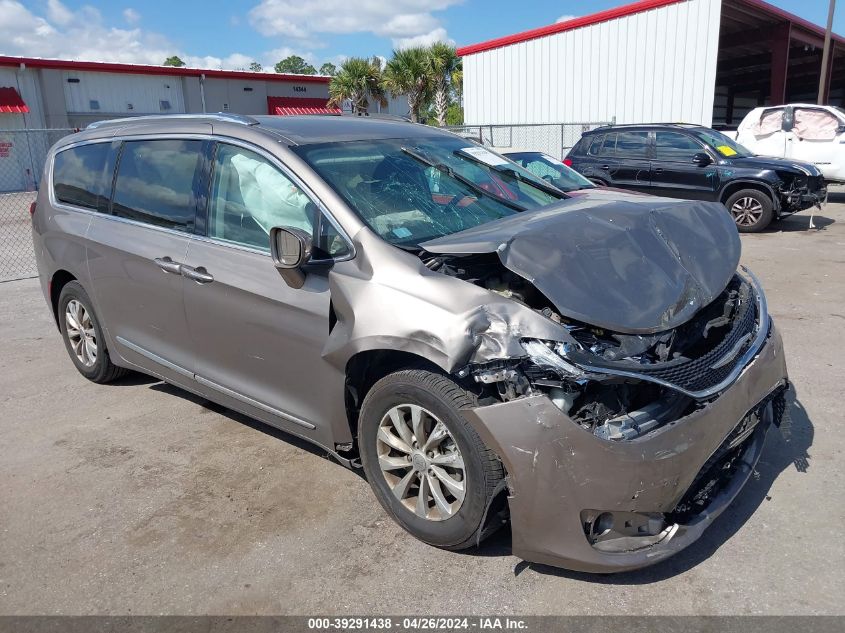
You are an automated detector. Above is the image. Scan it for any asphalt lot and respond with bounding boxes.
[1,198,844,615]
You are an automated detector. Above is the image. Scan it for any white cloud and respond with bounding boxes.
[184,53,257,71]
[248,0,460,48]
[46,0,73,26]
[556,14,578,23]
[393,27,453,50]
[123,8,141,25]
[0,0,263,70]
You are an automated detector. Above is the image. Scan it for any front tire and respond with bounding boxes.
[58,281,127,383]
[359,369,504,550]
[725,188,774,233]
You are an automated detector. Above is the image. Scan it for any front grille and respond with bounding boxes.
[586,282,759,395]
[630,292,757,392]
[668,388,785,523]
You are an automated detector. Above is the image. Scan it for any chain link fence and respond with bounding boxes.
[444,122,612,159]
[0,129,76,282]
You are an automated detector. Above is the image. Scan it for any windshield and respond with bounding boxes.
[295,137,566,247]
[504,152,594,191]
[689,128,753,158]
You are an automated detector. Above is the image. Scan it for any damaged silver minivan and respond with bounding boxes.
[33,114,789,572]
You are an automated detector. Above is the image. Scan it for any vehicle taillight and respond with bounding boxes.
[29,201,36,217]
[563,158,573,167]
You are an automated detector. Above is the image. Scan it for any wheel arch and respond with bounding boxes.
[49,269,78,330]
[343,349,446,450]
[719,180,780,211]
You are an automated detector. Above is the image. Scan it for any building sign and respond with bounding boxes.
[293,86,307,93]
[0,141,12,158]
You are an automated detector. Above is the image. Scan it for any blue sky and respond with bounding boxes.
[2,0,841,70]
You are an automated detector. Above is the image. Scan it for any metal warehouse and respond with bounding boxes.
[0,57,341,192]
[458,0,844,129]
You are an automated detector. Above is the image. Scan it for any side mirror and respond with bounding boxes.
[270,226,313,289]
[692,152,712,166]
[837,124,845,135]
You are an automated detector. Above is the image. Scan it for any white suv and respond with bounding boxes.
[735,104,845,183]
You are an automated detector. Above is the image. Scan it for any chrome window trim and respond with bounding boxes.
[575,268,771,401]
[47,133,356,263]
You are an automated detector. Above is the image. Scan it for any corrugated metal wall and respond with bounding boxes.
[62,71,186,116]
[463,0,722,126]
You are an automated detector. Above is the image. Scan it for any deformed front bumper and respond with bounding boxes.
[462,325,788,573]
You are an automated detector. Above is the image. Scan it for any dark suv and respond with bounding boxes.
[565,124,826,232]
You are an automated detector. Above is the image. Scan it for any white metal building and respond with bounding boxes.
[459,0,844,128]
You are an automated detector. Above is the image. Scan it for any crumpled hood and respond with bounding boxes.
[421,197,741,334]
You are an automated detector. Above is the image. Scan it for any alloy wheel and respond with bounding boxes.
[731,196,764,227]
[376,404,466,521]
[65,299,97,367]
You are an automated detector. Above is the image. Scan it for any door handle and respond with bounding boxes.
[181,265,214,284]
[600,164,610,170]
[154,257,182,275]
[653,167,664,174]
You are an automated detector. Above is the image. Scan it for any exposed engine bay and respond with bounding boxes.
[424,251,762,441]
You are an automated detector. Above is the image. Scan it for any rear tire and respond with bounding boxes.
[359,369,504,550]
[724,188,774,233]
[58,281,127,384]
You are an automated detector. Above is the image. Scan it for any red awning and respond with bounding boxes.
[0,87,28,113]
[268,96,340,116]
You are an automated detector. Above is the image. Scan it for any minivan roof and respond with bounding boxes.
[61,113,452,148]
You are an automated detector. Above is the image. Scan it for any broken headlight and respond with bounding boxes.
[520,339,583,378]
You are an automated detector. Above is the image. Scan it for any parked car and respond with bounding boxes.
[734,104,845,184]
[566,123,826,232]
[33,114,788,573]
[494,148,596,192]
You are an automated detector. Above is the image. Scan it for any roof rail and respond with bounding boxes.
[340,112,412,122]
[86,112,260,130]
[590,122,705,131]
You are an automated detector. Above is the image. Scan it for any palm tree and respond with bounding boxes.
[383,47,432,123]
[327,57,386,115]
[427,43,461,127]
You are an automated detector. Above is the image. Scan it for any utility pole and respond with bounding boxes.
[818,0,836,104]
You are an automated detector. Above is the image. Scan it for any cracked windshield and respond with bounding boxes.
[296,137,565,246]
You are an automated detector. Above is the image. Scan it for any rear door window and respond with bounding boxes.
[654,131,703,161]
[112,139,203,232]
[53,143,110,211]
[613,132,650,158]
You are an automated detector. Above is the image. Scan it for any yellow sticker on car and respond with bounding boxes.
[716,145,737,156]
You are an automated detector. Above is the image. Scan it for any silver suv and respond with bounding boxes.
[33,114,789,573]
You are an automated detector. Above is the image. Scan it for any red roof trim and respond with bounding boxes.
[456,0,683,56]
[0,87,29,113]
[456,0,845,56]
[0,55,330,84]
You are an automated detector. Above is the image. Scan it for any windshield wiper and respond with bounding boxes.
[453,149,568,199]
[400,147,527,212]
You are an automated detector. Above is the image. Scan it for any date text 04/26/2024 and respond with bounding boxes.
[307,617,528,630]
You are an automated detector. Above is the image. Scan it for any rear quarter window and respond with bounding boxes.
[52,143,110,211]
